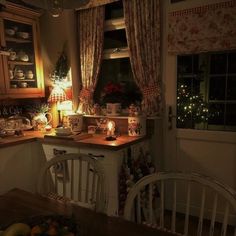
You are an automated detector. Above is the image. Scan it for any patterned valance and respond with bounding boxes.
[76,0,119,10]
[168,0,236,54]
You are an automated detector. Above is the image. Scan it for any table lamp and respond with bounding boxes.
[48,84,67,126]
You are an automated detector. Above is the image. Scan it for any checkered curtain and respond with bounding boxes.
[123,0,162,116]
[77,6,105,114]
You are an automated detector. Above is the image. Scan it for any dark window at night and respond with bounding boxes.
[94,0,142,109]
[177,51,236,131]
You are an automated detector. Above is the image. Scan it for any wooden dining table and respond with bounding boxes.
[0,188,176,236]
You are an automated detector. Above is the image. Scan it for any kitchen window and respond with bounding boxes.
[176,51,236,132]
[93,1,142,109]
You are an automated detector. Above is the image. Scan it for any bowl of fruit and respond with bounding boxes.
[0,215,79,236]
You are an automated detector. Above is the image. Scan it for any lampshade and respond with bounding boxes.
[48,85,67,103]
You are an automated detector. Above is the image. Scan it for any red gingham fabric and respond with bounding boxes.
[48,86,67,103]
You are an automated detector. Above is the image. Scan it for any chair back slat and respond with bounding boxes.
[221,203,229,236]
[91,169,96,202]
[148,183,153,224]
[54,167,58,193]
[85,162,90,203]
[137,192,141,223]
[184,181,191,235]
[70,159,74,199]
[62,162,66,197]
[77,158,82,201]
[197,186,206,236]
[160,180,164,227]
[171,180,177,233]
[209,193,218,236]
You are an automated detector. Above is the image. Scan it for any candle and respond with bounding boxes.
[107,121,115,137]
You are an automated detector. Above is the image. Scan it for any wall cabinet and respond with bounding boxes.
[0,2,45,99]
[42,140,150,216]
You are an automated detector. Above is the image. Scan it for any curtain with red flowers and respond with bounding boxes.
[123,0,161,116]
[168,0,236,54]
[77,6,104,114]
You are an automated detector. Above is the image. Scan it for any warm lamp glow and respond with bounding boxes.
[48,85,68,126]
[106,121,116,140]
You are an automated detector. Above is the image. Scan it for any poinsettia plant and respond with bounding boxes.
[101,81,125,104]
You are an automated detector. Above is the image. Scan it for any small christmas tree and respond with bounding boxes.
[177,84,208,128]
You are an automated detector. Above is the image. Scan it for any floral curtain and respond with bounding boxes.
[168,0,236,54]
[77,6,105,114]
[123,0,161,116]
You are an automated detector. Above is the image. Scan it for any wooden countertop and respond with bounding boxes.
[0,130,149,151]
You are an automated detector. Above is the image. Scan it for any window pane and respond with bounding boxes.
[226,104,236,126]
[228,52,236,73]
[227,76,236,100]
[105,1,123,20]
[209,76,226,100]
[94,58,142,108]
[210,53,227,74]
[178,55,195,74]
[104,29,127,49]
[208,103,224,125]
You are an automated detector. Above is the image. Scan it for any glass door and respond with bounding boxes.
[0,12,44,98]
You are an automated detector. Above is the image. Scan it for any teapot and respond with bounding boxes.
[32,112,52,131]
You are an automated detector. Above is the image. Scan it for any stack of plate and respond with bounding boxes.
[55,127,72,136]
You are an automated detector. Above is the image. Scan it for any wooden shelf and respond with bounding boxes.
[5,37,32,43]
[10,79,36,82]
[8,60,34,65]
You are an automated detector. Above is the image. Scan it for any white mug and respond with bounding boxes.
[67,113,83,132]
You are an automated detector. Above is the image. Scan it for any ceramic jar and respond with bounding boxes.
[128,116,146,136]
[106,103,121,116]
[67,113,83,132]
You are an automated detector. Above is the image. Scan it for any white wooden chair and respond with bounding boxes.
[124,172,236,236]
[37,153,107,213]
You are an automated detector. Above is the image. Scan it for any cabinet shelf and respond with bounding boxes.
[11,79,35,82]
[5,37,32,43]
[8,61,34,66]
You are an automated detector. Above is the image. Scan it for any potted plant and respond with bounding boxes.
[101,81,125,116]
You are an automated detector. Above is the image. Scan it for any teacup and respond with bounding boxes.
[17,31,30,39]
[5,28,15,36]
[19,82,27,88]
[25,70,34,79]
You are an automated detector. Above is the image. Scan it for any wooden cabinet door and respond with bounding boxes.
[0,3,45,99]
